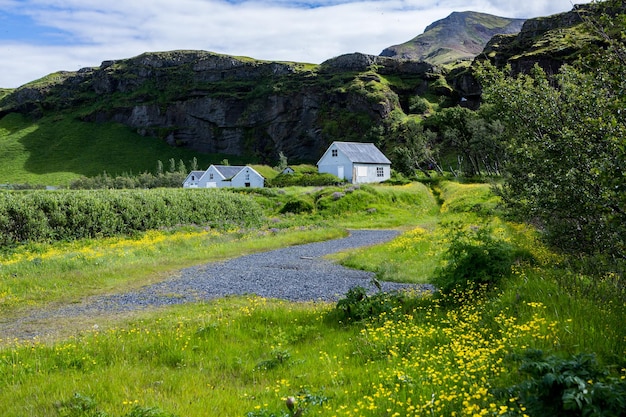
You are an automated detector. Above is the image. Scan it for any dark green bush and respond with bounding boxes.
[279,198,314,214]
[433,222,529,296]
[0,189,263,246]
[269,172,342,187]
[497,350,626,417]
[333,285,408,323]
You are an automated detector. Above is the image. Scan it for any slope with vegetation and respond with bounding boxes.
[380,11,525,66]
[0,179,623,417]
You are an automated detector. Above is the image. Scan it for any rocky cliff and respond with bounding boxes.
[0,51,441,163]
[478,4,597,75]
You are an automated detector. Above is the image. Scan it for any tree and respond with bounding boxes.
[426,106,505,177]
[389,118,442,177]
[475,4,626,260]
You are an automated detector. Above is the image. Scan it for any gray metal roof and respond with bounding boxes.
[213,165,246,180]
[334,142,391,164]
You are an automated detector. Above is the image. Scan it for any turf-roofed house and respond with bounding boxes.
[317,141,391,184]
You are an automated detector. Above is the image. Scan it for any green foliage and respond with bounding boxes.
[499,350,626,417]
[279,198,315,215]
[433,222,527,295]
[475,4,626,261]
[55,393,176,417]
[333,285,409,323]
[425,106,505,177]
[0,189,263,246]
[408,96,430,114]
[269,172,341,187]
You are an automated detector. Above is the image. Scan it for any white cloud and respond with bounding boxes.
[0,0,590,88]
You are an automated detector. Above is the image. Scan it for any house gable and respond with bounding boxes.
[317,141,391,184]
[182,170,206,188]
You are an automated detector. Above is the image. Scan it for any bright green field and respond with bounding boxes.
[0,182,624,417]
[0,113,244,186]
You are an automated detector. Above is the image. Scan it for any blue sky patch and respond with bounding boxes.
[0,11,74,45]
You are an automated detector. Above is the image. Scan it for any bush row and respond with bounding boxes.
[0,188,263,246]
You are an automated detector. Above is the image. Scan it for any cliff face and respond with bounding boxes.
[0,51,438,162]
[478,5,594,75]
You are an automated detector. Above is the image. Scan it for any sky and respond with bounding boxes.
[0,0,591,88]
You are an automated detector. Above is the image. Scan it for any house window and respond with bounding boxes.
[331,149,338,157]
[191,175,195,181]
[377,167,384,177]
[209,173,214,179]
[245,173,250,181]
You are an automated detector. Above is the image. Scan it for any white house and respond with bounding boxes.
[183,165,264,188]
[182,170,206,188]
[317,141,391,184]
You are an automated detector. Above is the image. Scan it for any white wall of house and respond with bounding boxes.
[318,143,391,184]
[318,144,354,181]
[353,163,391,184]
[198,166,225,188]
[231,167,265,188]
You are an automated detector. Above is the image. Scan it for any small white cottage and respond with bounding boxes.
[183,165,264,188]
[182,170,206,188]
[317,141,391,184]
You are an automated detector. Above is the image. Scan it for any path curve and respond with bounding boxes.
[0,230,432,342]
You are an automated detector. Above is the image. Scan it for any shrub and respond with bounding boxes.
[433,222,528,296]
[497,350,626,417]
[269,172,342,187]
[333,285,408,323]
[0,189,263,246]
[279,198,314,214]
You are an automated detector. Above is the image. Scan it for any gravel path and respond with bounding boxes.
[0,230,433,342]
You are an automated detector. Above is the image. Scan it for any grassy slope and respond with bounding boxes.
[0,113,245,186]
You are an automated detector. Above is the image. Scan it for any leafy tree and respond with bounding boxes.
[426,106,505,176]
[389,118,442,177]
[475,0,626,260]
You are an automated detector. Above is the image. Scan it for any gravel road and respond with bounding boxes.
[0,229,433,342]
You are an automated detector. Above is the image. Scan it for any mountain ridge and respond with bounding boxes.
[380,11,526,65]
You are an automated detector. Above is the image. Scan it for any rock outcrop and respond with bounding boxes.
[0,51,438,162]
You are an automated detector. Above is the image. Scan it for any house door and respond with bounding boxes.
[337,166,344,179]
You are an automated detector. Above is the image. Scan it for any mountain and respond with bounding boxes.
[380,11,525,65]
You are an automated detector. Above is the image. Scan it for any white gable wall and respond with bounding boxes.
[318,143,354,182]
[198,165,225,188]
[183,171,204,188]
[231,167,265,188]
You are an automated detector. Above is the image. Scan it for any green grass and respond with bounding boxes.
[0,113,244,186]
[0,226,346,317]
[0,182,624,417]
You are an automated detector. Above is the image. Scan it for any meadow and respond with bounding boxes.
[0,181,624,417]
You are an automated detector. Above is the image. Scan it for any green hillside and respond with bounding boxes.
[0,113,243,186]
[380,11,525,65]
